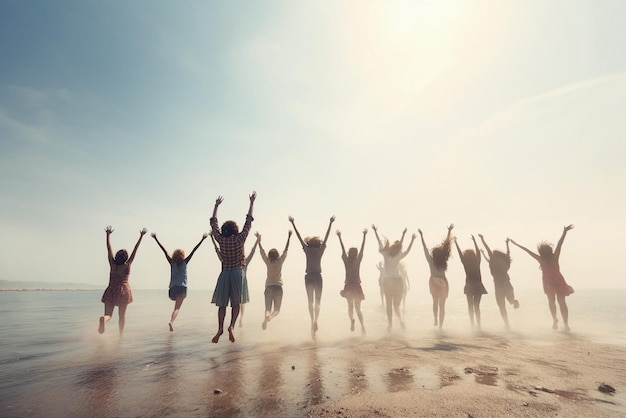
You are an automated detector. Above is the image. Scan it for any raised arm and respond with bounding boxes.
[399,228,407,246]
[246,231,260,265]
[209,232,223,262]
[509,238,541,262]
[454,238,464,260]
[478,234,493,258]
[323,216,335,245]
[554,224,574,259]
[418,229,430,259]
[506,238,511,258]
[247,191,256,218]
[128,228,148,265]
[185,233,208,264]
[480,249,490,262]
[400,233,416,258]
[105,226,114,263]
[288,216,306,247]
[151,233,172,264]
[336,230,347,257]
[446,224,454,242]
[210,196,223,236]
[472,235,481,264]
[358,228,368,258]
[283,230,292,255]
[372,224,384,249]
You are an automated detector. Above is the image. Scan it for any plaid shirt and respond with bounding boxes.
[210,214,253,269]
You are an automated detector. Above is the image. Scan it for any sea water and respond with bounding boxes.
[0,286,624,417]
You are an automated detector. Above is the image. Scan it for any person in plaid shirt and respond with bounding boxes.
[209,192,256,343]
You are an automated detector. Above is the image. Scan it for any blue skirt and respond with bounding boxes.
[212,268,244,307]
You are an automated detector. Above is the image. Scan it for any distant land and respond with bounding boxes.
[0,280,100,290]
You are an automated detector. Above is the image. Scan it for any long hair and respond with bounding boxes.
[432,239,452,271]
[114,249,128,265]
[537,241,554,259]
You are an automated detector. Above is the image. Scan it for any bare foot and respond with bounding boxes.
[433,320,438,326]
[361,327,366,337]
[563,325,571,332]
[168,322,174,332]
[350,319,355,332]
[228,326,235,342]
[513,300,520,309]
[212,330,223,343]
[313,322,318,332]
[552,320,558,331]
[98,316,105,334]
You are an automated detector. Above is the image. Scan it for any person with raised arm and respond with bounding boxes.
[99,226,147,335]
[336,228,368,336]
[259,230,292,330]
[509,225,575,331]
[289,215,335,338]
[151,232,208,332]
[479,234,518,330]
[372,225,415,333]
[418,225,453,330]
[209,192,256,343]
[455,235,487,331]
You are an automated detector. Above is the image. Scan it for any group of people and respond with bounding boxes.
[98,192,576,341]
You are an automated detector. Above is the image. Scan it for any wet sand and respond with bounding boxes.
[2,289,625,417]
[7,331,623,417]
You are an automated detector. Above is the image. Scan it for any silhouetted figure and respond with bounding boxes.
[289,215,335,338]
[99,226,147,335]
[399,262,410,315]
[336,228,368,336]
[418,225,453,330]
[152,232,208,331]
[376,262,385,307]
[372,225,415,333]
[209,192,256,343]
[479,235,518,330]
[455,235,487,331]
[510,225,575,331]
[259,230,292,330]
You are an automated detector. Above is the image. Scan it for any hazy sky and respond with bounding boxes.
[1,1,625,292]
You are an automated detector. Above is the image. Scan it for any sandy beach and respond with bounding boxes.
[2,290,625,417]
[302,332,626,417]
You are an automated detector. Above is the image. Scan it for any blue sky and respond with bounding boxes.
[1,1,625,292]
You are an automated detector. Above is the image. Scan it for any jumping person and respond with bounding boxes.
[336,228,368,336]
[455,235,487,331]
[372,225,415,333]
[479,235,518,330]
[510,225,575,331]
[209,192,256,343]
[99,226,147,335]
[259,230,292,330]
[151,232,208,331]
[289,215,335,338]
[418,225,453,330]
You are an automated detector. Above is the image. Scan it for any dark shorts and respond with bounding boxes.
[169,285,187,301]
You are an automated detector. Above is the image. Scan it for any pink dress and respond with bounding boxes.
[539,259,574,296]
[101,262,133,305]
